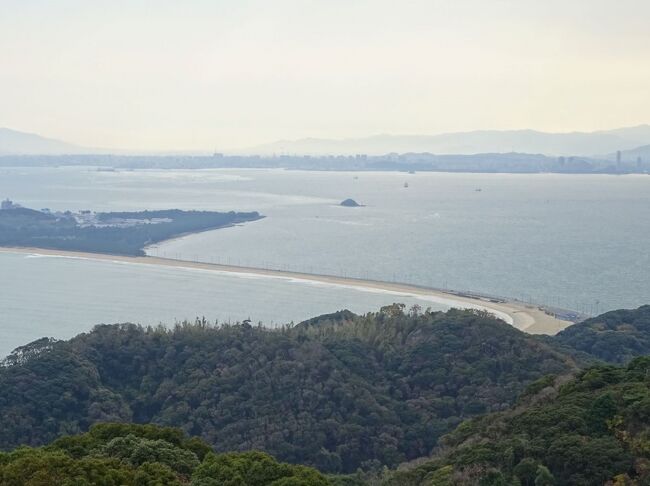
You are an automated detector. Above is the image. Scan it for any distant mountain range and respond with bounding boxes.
[0,127,90,155]
[244,125,650,157]
[3,125,650,158]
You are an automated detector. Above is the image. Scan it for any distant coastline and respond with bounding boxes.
[0,206,263,256]
[1,153,649,174]
[3,125,650,174]
[0,246,575,335]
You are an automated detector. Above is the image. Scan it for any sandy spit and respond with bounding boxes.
[0,247,573,335]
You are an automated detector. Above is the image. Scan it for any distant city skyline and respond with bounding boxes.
[2,0,650,151]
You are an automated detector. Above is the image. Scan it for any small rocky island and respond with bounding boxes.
[0,199,262,256]
[339,198,362,207]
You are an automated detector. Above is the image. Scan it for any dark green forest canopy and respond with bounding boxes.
[2,305,650,478]
[0,206,262,256]
[0,307,574,473]
[554,305,650,364]
[384,357,650,486]
[0,423,329,485]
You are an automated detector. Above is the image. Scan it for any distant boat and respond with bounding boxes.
[408,170,416,174]
[404,182,409,188]
[475,188,482,192]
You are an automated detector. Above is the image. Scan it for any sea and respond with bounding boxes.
[0,166,648,357]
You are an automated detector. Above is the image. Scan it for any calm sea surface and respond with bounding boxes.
[0,167,648,356]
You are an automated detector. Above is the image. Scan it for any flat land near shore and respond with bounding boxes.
[0,246,574,335]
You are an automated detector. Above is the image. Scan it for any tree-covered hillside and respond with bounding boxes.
[384,356,650,485]
[0,306,573,473]
[4,304,650,481]
[0,422,328,485]
[554,305,650,364]
[0,206,262,256]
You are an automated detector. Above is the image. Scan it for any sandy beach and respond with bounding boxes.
[0,247,574,335]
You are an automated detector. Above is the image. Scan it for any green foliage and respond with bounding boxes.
[391,356,650,485]
[191,451,329,485]
[0,424,328,486]
[518,374,556,402]
[4,305,650,482]
[426,465,454,485]
[0,309,572,473]
[513,458,539,486]
[100,434,199,475]
[0,449,131,486]
[555,305,650,364]
[534,466,554,486]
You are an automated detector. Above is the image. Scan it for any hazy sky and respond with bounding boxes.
[2,0,649,151]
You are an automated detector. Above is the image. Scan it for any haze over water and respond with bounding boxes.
[0,166,648,355]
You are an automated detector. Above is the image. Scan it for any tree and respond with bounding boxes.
[534,465,555,486]
[513,458,539,486]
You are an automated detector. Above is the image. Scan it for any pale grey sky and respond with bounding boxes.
[1,0,649,151]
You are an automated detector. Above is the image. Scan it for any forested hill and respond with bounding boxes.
[0,423,329,485]
[12,360,650,486]
[2,305,650,478]
[0,307,574,473]
[554,305,650,364]
[385,357,650,485]
[0,206,262,256]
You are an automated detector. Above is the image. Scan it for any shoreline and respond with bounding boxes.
[0,246,574,335]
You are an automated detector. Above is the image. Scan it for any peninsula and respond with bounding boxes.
[0,200,263,256]
[0,200,574,334]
